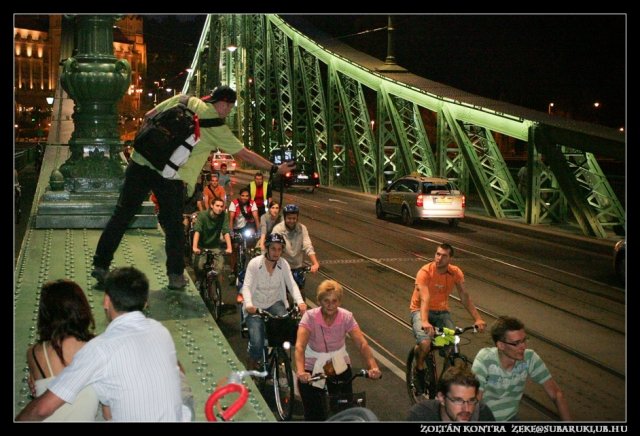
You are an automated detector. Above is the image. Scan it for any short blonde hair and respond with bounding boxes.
[316,280,343,304]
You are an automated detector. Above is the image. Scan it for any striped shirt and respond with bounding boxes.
[49,311,184,422]
[472,347,552,421]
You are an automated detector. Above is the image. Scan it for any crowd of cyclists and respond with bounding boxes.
[174,157,572,422]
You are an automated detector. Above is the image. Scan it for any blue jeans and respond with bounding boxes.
[245,300,287,361]
[411,310,454,344]
[94,161,185,275]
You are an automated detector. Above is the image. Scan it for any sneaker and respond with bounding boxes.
[236,293,244,304]
[168,273,187,290]
[91,267,108,286]
[414,368,426,396]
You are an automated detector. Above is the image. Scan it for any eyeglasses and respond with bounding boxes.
[445,396,478,406]
[500,337,528,347]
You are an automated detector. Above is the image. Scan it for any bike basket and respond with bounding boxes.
[265,316,299,346]
[327,392,366,413]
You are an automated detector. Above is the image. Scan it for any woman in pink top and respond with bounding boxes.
[295,279,382,421]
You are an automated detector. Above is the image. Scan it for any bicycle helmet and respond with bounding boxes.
[265,233,286,248]
[283,204,300,216]
[208,85,237,104]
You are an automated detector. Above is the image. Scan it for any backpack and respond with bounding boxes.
[133,95,225,178]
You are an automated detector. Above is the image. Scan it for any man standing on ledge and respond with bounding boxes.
[91,86,294,289]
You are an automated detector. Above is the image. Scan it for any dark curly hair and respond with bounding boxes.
[37,279,95,365]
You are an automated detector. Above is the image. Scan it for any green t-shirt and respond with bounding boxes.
[194,210,230,249]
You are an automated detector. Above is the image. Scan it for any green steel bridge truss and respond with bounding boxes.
[182,14,625,238]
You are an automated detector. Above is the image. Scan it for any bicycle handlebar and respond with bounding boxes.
[254,307,300,320]
[200,248,230,255]
[308,368,380,384]
[434,325,478,336]
[428,325,477,347]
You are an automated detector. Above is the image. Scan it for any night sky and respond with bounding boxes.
[295,14,626,129]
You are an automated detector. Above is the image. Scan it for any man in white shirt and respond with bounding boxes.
[241,233,307,370]
[17,267,185,422]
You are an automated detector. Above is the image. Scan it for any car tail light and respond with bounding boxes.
[462,195,466,208]
[416,194,423,207]
[313,172,319,179]
[285,171,292,178]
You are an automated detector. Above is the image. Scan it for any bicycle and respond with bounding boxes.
[183,212,198,262]
[406,325,478,404]
[198,249,226,321]
[248,307,300,421]
[204,370,267,421]
[292,265,311,297]
[233,227,259,279]
[307,368,378,419]
[234,227,260,336]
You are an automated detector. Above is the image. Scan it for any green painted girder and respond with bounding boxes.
[250,15,271,155]
[443,107,523,219]
[293,44,329,180]
[380,89,437,179]
[183,14,219,97]
[437,109,469,194]
[291,44,309,163]
[376,94,399,189]
[332,71,377,193]
[522,137,569,226]
[463,123,524,217]
[269,22,294,152]
[533,126,625,238]
[326,65,347,187]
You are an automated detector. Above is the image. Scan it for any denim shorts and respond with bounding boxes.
[411,310,454,344]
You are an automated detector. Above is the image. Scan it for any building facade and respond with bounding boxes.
[14,15,147,142]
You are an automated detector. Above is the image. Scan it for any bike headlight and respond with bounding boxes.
[282,341,291,351]
[244,229,253,237]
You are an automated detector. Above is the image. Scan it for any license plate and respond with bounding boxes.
[297,174,309,180]
[433,197,452,204]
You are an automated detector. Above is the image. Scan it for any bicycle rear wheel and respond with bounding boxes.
[271,348,294,421]
[406,346,438,403]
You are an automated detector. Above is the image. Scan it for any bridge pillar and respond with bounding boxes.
[35,15,156,229]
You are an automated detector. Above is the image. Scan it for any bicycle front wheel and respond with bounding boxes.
[208,275,222,321]
[271,348,294,421]
[406,346,438,403]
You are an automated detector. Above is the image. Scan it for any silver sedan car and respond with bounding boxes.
[376,175,465,227]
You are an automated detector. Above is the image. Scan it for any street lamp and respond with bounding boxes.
[547,102,554,114]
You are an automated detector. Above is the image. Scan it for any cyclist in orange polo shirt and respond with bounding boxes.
[409,243,487,395]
